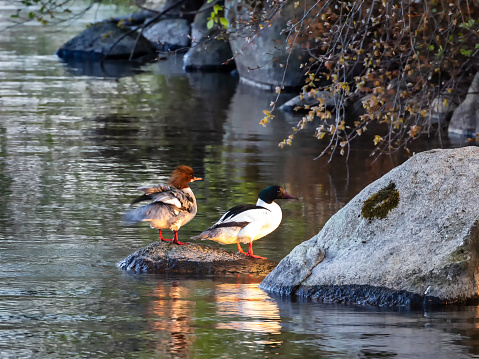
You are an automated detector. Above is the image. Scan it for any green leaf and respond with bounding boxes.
[28,11,35,19]
[10,14,19,18]
[213,4,222,14]
[219,17,229,28]
[429,45,434,51]
[207,19,214,29]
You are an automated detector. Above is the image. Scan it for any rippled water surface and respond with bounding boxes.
[1,2,478,358]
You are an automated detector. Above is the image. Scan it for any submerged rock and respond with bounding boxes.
[260,146,479,307]
[118,241,277,275]
[279,91,339,112]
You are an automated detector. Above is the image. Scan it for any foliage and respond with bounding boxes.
[207,0,229,29]
[250,0,479,158]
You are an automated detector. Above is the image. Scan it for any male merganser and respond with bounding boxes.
[191,185,296,259]
[123,165,201,245]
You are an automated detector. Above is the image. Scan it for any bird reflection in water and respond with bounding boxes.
[148,275,282,355]
[215,275,282,336]
[150,281,195,357]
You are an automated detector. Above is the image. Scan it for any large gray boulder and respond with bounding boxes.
[448,72,479,137]
[260,146,479,307]
[119,241,277,275]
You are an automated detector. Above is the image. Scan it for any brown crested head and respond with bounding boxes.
[167,165,202,189]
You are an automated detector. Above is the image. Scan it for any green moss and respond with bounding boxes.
[361,182,400,221]
[449,246,469,263]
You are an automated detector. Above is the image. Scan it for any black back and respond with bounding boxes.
[222,204,270,221]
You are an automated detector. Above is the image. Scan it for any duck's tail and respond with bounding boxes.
[123,205,150,224]
[190,224,244,244]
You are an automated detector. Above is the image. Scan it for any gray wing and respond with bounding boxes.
[151,189,195,212]
[137,184,171,195]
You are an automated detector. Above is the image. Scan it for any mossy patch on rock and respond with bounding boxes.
[361,182,400,221]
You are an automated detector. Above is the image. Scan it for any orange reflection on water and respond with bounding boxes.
[149,281,195,358]
[214,280,282,335]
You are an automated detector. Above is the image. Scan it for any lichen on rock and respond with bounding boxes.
[361,182,400,221]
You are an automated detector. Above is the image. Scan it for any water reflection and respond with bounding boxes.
[60,58,146,77]
[147,276,282,357]
[215,280,281,334]
[150,281,196,357]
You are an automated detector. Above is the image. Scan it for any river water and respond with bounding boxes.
[1,2,478,358]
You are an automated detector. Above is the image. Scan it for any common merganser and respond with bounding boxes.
[123,165,201,245]
[191,185,296,259]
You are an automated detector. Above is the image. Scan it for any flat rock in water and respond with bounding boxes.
[260,146,479,307]
[118,241,277,275]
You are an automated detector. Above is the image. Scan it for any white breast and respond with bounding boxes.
[237,199,282,243]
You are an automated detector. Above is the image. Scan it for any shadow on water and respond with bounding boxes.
[60,58,147,77]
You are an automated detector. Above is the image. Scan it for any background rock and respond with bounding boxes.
[142,18,191,51]
[183,2,235,72]
[448,72,479,137]
[56,21,157,60]
[260,146,479,307]
[118,241,277,275]
[225,0,313,89]
[279,91,339,112]
[183,39,234,72]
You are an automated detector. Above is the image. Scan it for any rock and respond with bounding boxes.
[160,0,205,22]
[260,146,479,307]
[448,72,479,137]
[428,95,459,129]
[182,2,235,72]
[190,1,212,44]
[118,241,278,275]
[279,91,339,112]
[183,39,235,72]
[225,0,313,89]
[111,10,159,26]
[142,18,191,51]
[56,21,157,61]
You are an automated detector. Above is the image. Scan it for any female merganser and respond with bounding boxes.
[191,185,296,259]
[123,165,202,245]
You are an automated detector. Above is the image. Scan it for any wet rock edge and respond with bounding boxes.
[266,284,479,308]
